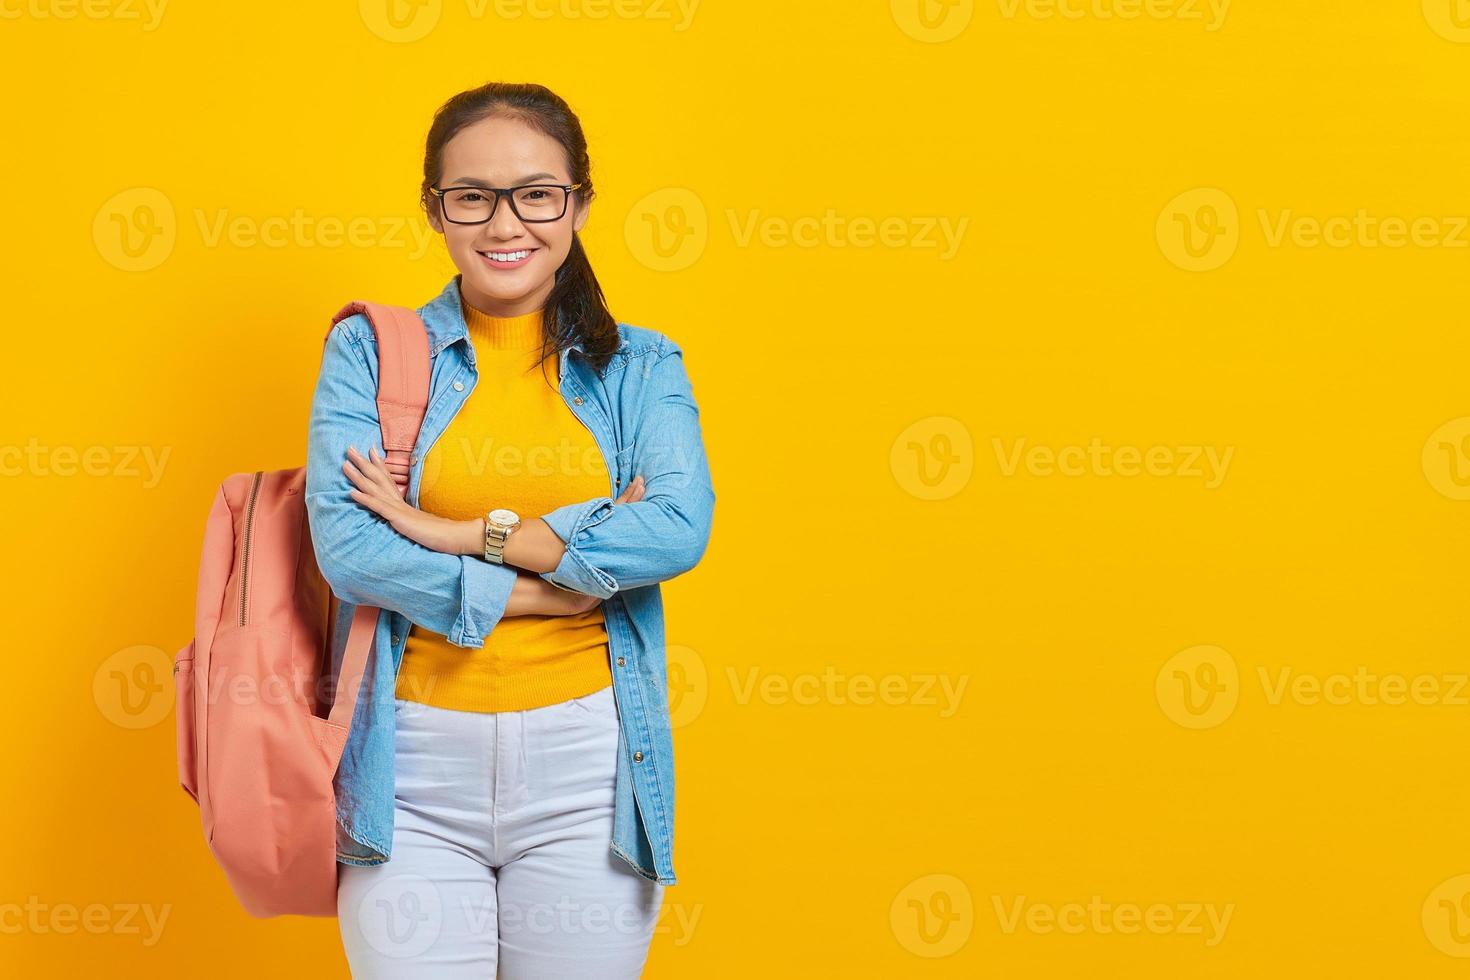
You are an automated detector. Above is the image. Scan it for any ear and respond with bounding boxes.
[572,195,590,235]
[425,196,444,235]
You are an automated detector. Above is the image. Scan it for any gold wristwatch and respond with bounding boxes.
[482,508,521,564]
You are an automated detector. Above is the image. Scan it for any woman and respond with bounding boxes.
[304,81,715,977]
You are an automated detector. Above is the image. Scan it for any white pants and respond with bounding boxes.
[337,684,664,978]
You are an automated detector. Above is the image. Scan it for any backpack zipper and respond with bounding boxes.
[239,470,263,626]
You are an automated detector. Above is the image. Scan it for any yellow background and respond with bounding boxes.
[4,0,1470,975]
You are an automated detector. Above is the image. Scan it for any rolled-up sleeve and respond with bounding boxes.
[538,338,715,599]
[305,320,518,648]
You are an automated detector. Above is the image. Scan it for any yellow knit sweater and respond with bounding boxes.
[393,301,613,712]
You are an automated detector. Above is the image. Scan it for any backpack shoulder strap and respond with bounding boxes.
[321,301,432,734]
[326,301,432,493]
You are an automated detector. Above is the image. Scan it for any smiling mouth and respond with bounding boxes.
[478,247,536,265]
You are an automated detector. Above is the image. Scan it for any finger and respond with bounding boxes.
[358,447,396,490]
[365,447,391,485]
[615,475,648,503]
[348,445,385,476]
[344,459,395,505]
[343,456,384,491]
[345,447,373,482]
[342,458,368,488]
[349,487,387,518]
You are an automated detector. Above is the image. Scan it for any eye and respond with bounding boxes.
[523,189,549,201]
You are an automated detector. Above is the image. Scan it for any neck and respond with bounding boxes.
[462,299,544,351]
[457,275,550,318]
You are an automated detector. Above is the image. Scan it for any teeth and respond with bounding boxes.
[484,249,530,261]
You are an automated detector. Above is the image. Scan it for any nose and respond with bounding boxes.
[485,192,527,241]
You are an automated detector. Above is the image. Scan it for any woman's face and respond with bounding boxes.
[428,114,588,317]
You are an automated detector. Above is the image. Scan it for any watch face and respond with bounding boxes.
[488,508,520,526]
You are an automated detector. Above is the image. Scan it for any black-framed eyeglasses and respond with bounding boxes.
[428,183,583,224]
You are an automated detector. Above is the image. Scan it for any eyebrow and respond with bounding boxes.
[442,172,562,186]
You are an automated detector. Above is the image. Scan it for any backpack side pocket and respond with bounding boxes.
[174,640,199,804]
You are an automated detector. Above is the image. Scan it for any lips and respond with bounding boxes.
[477,247,537,269]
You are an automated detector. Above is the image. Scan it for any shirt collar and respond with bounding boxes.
[420,274,585,363]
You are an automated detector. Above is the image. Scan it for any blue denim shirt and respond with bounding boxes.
[304,275,715,886]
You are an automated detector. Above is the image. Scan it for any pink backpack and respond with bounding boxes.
[173,301,431,918]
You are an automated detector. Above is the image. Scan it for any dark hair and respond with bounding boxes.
[420,82,621,378]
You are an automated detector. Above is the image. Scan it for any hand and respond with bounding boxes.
[615,474,646,505]
[342,446,468,554]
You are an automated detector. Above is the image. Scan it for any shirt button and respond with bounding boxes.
[633,751,643,762]
[453,381,465,392]
[573,396,583,405]
[616,656,626,666]
[391,634,400,645]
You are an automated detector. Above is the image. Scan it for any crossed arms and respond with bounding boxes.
[304,323,715,649]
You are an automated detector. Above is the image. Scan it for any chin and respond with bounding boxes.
[460,260,513,286]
